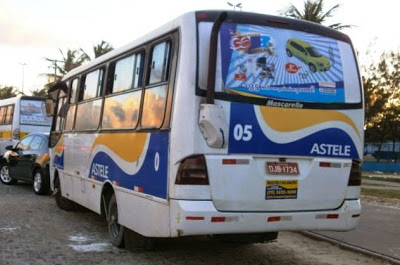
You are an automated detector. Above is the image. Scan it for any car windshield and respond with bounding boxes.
[306,47,322,57]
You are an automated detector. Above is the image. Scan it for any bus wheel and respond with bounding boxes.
[54,175,79,211]
[0,164,17,185]
[33,168,50,195]
[107,194,125,248]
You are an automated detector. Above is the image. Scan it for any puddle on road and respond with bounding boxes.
[0,227,18,232]
[69,242,111,252]
[68,234,112,252]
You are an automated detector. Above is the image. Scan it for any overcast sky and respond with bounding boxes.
[1,0,399,94]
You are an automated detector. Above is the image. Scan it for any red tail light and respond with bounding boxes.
[175,155,209,185]
[348,160,362,186]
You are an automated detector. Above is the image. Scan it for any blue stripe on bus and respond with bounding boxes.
[228,102,359,159]
[89,132,169,199]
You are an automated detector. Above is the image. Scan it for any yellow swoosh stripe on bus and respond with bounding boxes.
[258,106,361,139]
[54,135,64,154]
[92,133,148,162]
[227,89,267,98]
[0,131,28,139]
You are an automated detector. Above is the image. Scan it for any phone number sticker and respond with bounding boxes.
[265,180,298,200]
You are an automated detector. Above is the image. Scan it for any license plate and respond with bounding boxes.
[266,162,299,175]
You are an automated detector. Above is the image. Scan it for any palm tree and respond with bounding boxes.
[0,85,20,99]
[43,48,90,87]
[93,40,114,59]
[281,0,352,30]
[31,88,48,97]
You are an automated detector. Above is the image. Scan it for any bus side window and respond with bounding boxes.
[148,42,171,85]
[0,107,5,125]
[82,68,104,100]
[74,67,104,131]
[5,105,14,124]
[103,52,145,130]
[55,97,67,131]
[141,41,171,128]
[64,78,79,131]
[69,78,79,104]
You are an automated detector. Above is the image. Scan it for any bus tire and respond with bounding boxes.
[107,193,125,248]
[54,175,80,211]
[0,164,17,185]
[32,168,50,195]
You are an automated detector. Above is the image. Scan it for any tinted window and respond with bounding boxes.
[102,91,142,129]
[133,53,145,88]
[5,105,14,124]
[113,55,135,93]
[70,78,79,104]
[82,69,104,100]
[64,105,76,131]
[292,42,305,53]
[141,85,167,128]
[55,97,67,131]
[0,107,5,124]
[149,42,171,84]
[75,99,102,130]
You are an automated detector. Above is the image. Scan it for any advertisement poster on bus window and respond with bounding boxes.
[218,23,345,103]
[20,100,52,126]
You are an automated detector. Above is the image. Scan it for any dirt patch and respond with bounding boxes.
[362,195,400,209]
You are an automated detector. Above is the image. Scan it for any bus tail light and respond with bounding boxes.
[12,129,20,140]
[175,155,209,185]
[348,160,362,186]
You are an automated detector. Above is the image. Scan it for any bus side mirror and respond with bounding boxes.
[45,98,54,116]
[5,145,14,151]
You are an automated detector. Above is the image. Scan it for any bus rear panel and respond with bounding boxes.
[169,11,362,237]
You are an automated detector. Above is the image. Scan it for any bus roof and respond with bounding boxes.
[63,10,352,80]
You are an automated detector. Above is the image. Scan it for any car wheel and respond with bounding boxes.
[108,193,125,248]
[33,168,50,195]
[0,164,17,185]
[286,49,292,57]
[54,175,80,211]
[309,63,317,73]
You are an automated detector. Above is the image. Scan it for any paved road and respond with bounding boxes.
[0,182,389,265]
[312,203,400,262]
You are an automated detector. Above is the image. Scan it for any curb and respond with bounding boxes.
[299,231,400,265]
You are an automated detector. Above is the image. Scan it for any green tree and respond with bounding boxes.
[281,0,352,30]
[0,85,19,99]
[45,48,90,82]
[363,51,400,161]
[93,40,114,59]
[31,88,48,97]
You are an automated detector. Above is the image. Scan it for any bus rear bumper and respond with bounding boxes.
[170,199,361,237]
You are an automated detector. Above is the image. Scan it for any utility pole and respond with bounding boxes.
[19,62,27,95]
[47,59,63,82]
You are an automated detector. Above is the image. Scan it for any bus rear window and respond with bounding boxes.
[20,100,52,126]
[198,22,361,105]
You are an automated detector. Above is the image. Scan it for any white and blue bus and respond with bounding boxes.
[49,10,363,247]
[0,96,52,156]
